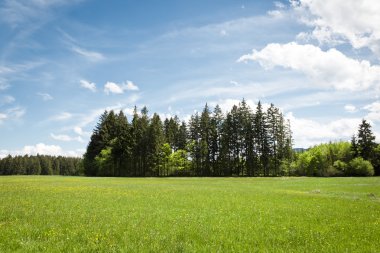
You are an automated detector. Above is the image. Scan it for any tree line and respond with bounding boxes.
[1,104,377,178]
[83,100,293,177]
[289,119,380,176]
[0,155,83,176]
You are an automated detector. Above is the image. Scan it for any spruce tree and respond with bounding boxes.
[357,119,376,161]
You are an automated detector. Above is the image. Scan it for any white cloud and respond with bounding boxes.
[104,82,123,94]
[238,42,380,91]
[0,107,25,124]
[37,92,53,101]
[125,80,139,91]
[22,143,64,156]
[0,65,14,74]
[229,80,239,86]
[72,46,105,62]
[104,80,139,94]
[0,113,7,124]
[0,143,84,158]
[364,101,380,122]
[50,133,84,143]
[51,112,72,121]
[6,107,25,119]
[80,79,96,92]
[0,79,10,90]
[286,112,362,148]
[291,0,380,56]
[0,95,15,105]
[344,104,357,113]
[73,126,90,136]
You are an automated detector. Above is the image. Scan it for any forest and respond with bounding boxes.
[0,155,82,176]
[83,100,293,177]
[1,100,379,177]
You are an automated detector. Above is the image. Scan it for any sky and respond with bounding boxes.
[0,0,380,158]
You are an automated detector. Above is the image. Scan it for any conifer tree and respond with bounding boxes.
[357,119,376,161]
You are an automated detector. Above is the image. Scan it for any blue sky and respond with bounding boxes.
[1,0,379,157]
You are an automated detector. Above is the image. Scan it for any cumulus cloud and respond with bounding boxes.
[238,42,380,91]
[37,92,53,101]
[286,112,362,148]
[104,80,139,94]
[344,104,357,113]
[50,133,84,143]
[104,82,123,94]
[22,143,63,156]
[80,79,96,92]
[291,0,380,56]
[0,143,84,158]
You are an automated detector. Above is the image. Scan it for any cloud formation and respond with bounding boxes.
[51,112,72,121]
[0,107,26,124]
[291,0,380,56]
[364,101,380,123]
[239,42,380,91]
[37,92,53,101]
[72,46,105,62]
[0,113,7,124]
[0,143,84,158]
[104,81,139,95]
[344,104,357,113]
[50,133,84,142]
[79,79,96,92]
[286,112,361,148]
[0,95,15,105]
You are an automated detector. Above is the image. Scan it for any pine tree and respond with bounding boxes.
[146,113,165,176]
[357,119,376,161]
[200,104,212,176]
[351,135,359,158]
[255,101,270,176]
[188,113,201,175]
[177,121,188,150]
[210,104,224,176]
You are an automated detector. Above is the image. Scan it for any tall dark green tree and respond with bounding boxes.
[356,119,376,161]
[210,104,223,176]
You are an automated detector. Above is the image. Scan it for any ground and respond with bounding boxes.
[0,176,379,252]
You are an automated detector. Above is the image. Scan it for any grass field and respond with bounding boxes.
[0,176,379,252]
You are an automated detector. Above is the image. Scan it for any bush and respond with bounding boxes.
[332,160,347,176]
[348,157,374,176]
[326,166,340,177]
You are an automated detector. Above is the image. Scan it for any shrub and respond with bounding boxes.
[348,157,374,176]
[332,160,347,176]
[326,166,340,177]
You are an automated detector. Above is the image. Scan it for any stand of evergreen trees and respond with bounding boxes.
[0,155,83,175]
[83,100,293,177]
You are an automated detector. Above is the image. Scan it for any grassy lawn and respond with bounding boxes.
[0,176,379,252]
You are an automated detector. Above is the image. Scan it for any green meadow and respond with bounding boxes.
[0,176,379,252]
